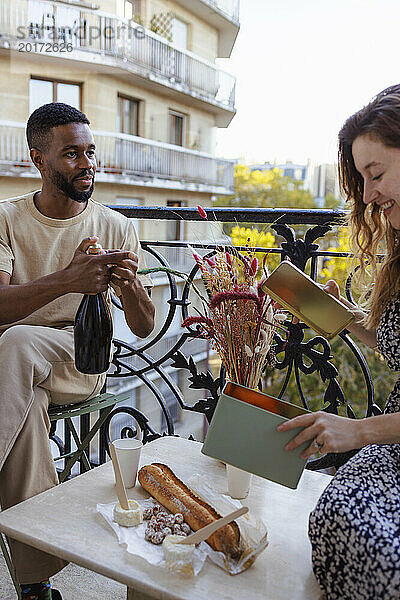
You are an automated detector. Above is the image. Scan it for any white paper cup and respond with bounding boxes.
[112,438,142,488]
[226,464,252,499]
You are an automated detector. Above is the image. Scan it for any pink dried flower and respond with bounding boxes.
[262,250,273,277]
[181,244,284,389]
[197,205,207,220]
[187,244,203,266]
[249,257,258,277]
[191,251,204,268]
[209,291,261,311]
[181,316,213,328]
[204,257,216,268]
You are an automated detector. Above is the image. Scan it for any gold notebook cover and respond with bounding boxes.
[262,261,355,340]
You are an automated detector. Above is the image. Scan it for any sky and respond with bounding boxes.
[215,0,400,166]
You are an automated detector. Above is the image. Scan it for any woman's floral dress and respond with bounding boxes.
[308,299,400,600]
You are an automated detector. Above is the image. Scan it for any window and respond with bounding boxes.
[29,78,81,114]
[166,200,184,241]
[172,17,188,49]
[117,0,141,20]
[117,95,140,136]
[169,110,186,147]
[57,83,80,108]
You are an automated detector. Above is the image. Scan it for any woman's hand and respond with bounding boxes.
[323,279,341,300]
[277,411,364,460]
[323,279,378,349]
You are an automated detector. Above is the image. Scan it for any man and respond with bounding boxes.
[0,103,154,600]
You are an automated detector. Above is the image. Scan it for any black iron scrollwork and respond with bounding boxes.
[101,406,163,451]
[272,223,332,271]
[170,350,223,423]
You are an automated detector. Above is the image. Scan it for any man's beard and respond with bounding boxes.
[50,169,95,203]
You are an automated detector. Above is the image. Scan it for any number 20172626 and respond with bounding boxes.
[18,42,73,53]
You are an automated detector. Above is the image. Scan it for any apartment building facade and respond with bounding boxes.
[0,0,240,441]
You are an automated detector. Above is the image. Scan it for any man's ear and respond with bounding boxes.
[30,148,44,172]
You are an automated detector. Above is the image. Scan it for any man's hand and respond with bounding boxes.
[106,248,139,289]
[101,247,154,338]
[64,237,134,295]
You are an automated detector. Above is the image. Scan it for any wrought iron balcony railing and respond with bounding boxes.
[143,238,226,278]
[50,206,384,475]
[0,0,236,120]
[0,122,235,193]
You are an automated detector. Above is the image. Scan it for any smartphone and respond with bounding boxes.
[261,260,355,340]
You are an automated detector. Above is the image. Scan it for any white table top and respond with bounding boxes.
[0,436,331,600]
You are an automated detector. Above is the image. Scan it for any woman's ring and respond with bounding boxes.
[314,439,323,450]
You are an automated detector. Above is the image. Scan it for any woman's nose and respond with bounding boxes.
[363,181,379,205]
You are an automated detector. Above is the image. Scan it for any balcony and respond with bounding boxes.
[0,121,235,194]
[0,0,236,125]
[173,0,240,57]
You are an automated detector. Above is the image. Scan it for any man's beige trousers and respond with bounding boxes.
[0,324,105,583]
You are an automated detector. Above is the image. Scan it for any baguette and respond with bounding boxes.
[138,463,242,559]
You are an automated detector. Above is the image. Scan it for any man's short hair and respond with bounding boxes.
[26,102,90,152]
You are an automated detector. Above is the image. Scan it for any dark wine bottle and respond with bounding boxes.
[74,243,113,374]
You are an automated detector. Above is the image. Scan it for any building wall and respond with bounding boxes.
[145,0,219,62]
[97,0,118,13]
[0,55,217,154]
[90,73,216,152]
[96,0,219,62]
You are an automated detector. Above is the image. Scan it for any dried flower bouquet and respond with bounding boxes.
[180,210,286,389]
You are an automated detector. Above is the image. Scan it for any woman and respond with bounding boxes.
[278,84,400,600]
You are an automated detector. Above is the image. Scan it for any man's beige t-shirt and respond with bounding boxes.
[0,191,152,332]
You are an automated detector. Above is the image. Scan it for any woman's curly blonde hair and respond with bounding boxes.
[339,84,400,329]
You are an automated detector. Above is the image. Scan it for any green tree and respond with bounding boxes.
[230,225,280,276]
[214,165,342,241]
[215,165,318,210]
[319,227,352,290]
[324,192,342,210]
